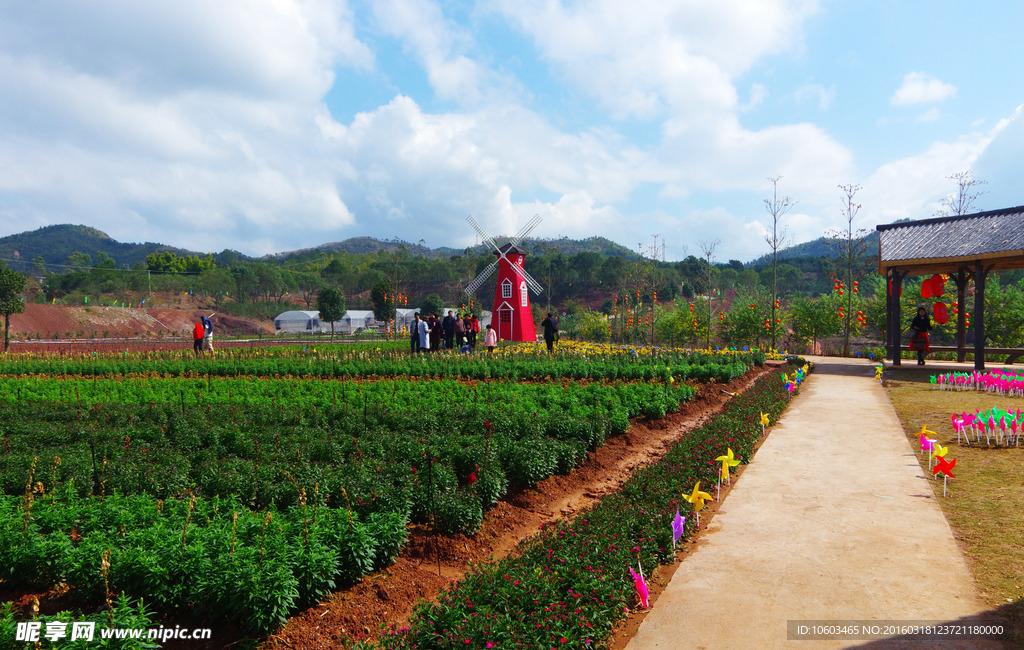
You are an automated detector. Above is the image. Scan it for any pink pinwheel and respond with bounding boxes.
[629,562,649,608]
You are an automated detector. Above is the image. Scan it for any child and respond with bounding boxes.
[484,323,498,353]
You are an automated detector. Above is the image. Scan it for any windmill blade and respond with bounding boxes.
[464,261,498,295]
[509,214,542,247]
[515,265,544,295]
[466,215,501,253]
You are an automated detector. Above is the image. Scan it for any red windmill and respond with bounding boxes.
[464,214,543,342]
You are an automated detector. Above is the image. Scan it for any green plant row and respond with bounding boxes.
[0,378,695,531]
[0,490,408,635]
[0,347,761,384]
[370,365,804,649]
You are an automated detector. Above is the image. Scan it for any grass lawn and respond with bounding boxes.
[884,364,1024,644]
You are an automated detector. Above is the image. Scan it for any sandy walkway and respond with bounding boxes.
[625,357,1005,650]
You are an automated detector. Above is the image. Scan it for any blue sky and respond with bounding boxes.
[1,0,1021,263]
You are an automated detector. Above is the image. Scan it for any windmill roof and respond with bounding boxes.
[496,242,528,255]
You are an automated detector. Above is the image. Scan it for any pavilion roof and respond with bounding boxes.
[876,205,1024,275]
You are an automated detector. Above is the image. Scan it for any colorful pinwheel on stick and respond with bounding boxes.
[684,481,713,528]
[932,456,956,496]
[759,411,770,434]
[929,442,948,477]
[629,561,649,608]
[671,508,686,551]
[715,448,741,497]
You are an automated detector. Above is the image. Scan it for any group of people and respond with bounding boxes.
[411,311,497,354]
[192,314,214,355]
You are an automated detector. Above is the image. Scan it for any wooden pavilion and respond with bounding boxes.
[876,205,1024,369]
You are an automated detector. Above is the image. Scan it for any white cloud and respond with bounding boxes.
[890,72,957,106]
[859,127,995,224]
[370,0,491,103]
[492,0,819,120]
[794,82,835,110]
[916,107,941,122]
[0,0,370,254]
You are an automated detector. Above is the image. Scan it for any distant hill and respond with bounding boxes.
[0,224,197,273]
[274,234,638,261]
[748,230,879,266]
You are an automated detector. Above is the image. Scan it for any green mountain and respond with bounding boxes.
[747,230,879,266]
[273,234,638,261]
[0,224,197,273]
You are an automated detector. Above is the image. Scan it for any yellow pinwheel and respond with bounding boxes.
[684,481,713,514]
[715,448,741,482]
[759,412,770,427]
[931,443,949,461]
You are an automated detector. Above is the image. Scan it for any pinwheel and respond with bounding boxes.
[671,508,686,551]
[715,448,741,493]
[629,561,649,608]
[932,456,956,496]
[759,411,770,433]
[684,481,713,528]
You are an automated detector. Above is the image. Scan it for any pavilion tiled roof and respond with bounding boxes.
[876,205,1024,272]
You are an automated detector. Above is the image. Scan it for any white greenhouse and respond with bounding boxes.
[273,310,322,334]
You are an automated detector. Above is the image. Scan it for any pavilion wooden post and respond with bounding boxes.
[973,262,992,371]
[886,269,905,366]
[955,268,968,363]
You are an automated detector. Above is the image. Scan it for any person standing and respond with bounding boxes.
[192,321,204,356]
[909,306,932,365]
[411,313,421,354]
[417,313,430,353]
[453,313,466,348]
[541,313,558,353]
[428,313,441,352]
[468,313,480,348]
[442,310,455,349]
[201,314,215,353]
[484,323,498,354]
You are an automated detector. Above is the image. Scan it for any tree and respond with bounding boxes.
[763,176,794,349]
[790,295,843,353]
[698,240,720,349]
[294,272,324,309]
[935,170,987,217]
[371,278,397,322]
[0,262,27,352]
[316,286,346,341]
[825,184,871,356]
[420,293,444,317]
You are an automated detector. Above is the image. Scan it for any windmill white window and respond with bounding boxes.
[502,278,513,299]
[520,281,528,307]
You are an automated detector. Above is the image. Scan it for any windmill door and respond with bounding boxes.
[496,302,514,341]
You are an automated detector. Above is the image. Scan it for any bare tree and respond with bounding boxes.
[825,184,871,356]
[935,170,987,217]
[763,176,795,349]
[698,239,720,350]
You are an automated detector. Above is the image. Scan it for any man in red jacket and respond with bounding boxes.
[193,321,204,356]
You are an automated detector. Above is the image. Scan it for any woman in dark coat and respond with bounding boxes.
[909,307,932,365]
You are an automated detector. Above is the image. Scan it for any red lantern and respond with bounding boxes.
[921,279,933,299]
[930,274,945,298]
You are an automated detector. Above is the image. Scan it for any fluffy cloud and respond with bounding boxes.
[491,0,818,120]
[890,72,957,106]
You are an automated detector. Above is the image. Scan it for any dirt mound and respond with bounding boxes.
[7,304,271,341]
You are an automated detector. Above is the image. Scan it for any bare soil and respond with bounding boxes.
[7,303,272,345]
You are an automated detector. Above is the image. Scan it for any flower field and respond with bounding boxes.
[372,364,799,649]
[0,344,767,640]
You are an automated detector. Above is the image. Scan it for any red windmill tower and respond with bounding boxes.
[464,214,543,342]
